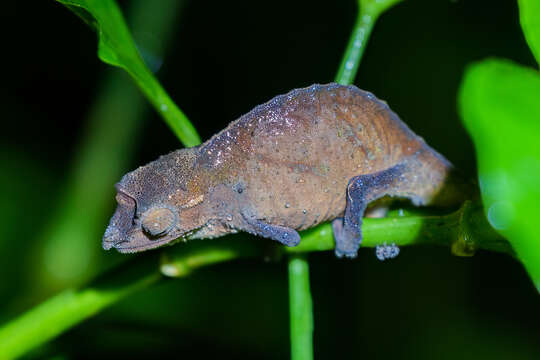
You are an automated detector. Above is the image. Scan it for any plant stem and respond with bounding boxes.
[58,0,201,147]
[0,255,162,360]
[336,0,404,85]
[287,0,404,357]
[35,0,188,294]
[0,202,510,358]
[130,68,201,147]
[289,255,314,360]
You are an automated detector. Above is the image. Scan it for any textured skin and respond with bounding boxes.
[103,83,465,257]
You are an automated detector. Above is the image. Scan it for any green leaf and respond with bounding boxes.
[518,0,540,66]
[56,0,201,146]
[459,58,540,290]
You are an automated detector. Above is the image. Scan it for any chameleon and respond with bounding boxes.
[103,83,468,258]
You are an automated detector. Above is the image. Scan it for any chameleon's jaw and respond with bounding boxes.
[102,227,176,253]
[102,222,199,253]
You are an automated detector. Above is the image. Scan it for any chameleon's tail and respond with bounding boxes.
[406,145,478,208]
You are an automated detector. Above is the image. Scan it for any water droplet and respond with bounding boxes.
[161,264,180,277]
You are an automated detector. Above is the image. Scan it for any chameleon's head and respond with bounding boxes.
[102,148,206,253]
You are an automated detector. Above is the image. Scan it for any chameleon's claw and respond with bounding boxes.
[375,243,400,261]
[332,218,360,258]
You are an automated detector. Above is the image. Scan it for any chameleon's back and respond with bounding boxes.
[197,83,456,230]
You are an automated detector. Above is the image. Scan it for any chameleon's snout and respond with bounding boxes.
[102,192,183,253]
[102,190,138,251]
[102,225,119,250]
[102,218,174,253]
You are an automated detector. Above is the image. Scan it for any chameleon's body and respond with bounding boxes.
[103,83,463,257]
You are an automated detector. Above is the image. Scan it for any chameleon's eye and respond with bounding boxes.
[141,207,177,237]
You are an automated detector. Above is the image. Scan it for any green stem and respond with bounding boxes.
[288,255,314,360]
[58,0,201,148]
[289,202,512,256]
[0,202,510,358]
[336,0,404,85]
[0,255,162,360]
[128,67,201,147]
[35,0,188,294]
[286,0,405,357]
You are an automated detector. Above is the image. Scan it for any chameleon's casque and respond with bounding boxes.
[103,83,467,257]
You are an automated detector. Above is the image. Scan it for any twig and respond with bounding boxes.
[336,0,404,85]
[288,255,314,360]
[287,2,406,356]
[0,201,510,359]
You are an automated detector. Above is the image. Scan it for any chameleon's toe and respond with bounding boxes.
[332,218,361,258]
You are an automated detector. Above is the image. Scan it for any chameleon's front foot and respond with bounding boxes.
[241,212,301,247]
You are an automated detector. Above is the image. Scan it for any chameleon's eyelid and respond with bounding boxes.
[114,187,138,223]
[114,184,138,205]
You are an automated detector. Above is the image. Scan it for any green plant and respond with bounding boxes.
[0,0,538,359]
[459,0,540,289]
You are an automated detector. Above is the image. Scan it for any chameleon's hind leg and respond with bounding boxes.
[333,163,409,258]
[333,146,460,258]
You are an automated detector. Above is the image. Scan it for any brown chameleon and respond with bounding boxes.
[103,83,466,257]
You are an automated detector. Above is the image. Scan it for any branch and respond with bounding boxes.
[163,201,511,273]
[288,255,314,360]
[288,1,406,356]
[0,201,509,358]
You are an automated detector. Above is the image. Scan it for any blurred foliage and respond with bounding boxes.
[26,0,186,297]
[459,0,540,290]
[57,0,200,146]
[0,150,58,311]
[0,0,539,359]
[460,61,540,287]
[518,0,540,64]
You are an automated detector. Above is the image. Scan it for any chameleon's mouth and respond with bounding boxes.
[103,228,176,253]
[103,224,201,253]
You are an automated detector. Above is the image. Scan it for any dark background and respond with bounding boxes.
[1,0,539,359]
